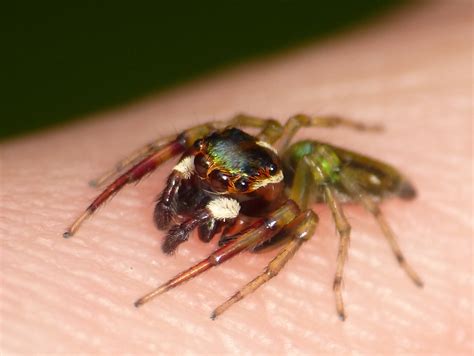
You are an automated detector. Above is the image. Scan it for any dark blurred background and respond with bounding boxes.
[1,0,405,139]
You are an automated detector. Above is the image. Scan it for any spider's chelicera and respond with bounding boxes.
[64,113,423,320]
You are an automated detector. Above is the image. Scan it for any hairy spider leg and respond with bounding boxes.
[324,185,351,320]
[288,158,313,209]
[211,158,318,319]
[274,114,383,152]
[219,215,256,243]
[161,209,213,254]
[212,210,318,319]
[339,171,423,287]
[154,168,189,231]
[304,153,352,320]
[63,139,187,238]
[89,134,176,188]
[134,199,301,308]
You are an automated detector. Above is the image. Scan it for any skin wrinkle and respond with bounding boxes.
[1,1,472,354]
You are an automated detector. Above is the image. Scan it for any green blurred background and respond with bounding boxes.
[1,0,405,139]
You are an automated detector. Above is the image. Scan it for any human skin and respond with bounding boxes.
[1,1,472,354]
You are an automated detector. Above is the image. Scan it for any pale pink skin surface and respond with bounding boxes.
[1,1,472,354]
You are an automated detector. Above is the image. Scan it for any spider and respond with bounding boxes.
[64,113,423,320]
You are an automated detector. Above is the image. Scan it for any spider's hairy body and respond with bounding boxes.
[65,113,423,320]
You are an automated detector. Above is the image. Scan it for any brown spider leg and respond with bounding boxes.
[161,209,212,254]
[304,155,352,320]
[225,113,283,143]
[288,158,313,209]
[134,199,301,308]
[89,134,176,188]
[218,215,257,246]
[275,114,383,151]
[64,138,187,238]
[154,169,188,230]
[339,171,424,287]
[323,185,351,321]
[211,159,317,319]
[211,209,318,319]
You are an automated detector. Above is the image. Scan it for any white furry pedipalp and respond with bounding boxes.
[206,197,241,220]
[173,156,195,179]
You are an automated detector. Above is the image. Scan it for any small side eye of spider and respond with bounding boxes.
[64,113,422,321]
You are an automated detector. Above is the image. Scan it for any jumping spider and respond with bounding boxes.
[64,113,423,320]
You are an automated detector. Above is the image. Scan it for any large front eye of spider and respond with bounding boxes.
[234,177,250,192]
[194,153,210,178]
[209,170,231,192]
[193,139,204,150]
[267,163,278,176]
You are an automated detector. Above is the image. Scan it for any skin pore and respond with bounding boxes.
[1,1,472,354]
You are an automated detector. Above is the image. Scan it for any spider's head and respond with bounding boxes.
[192,128,284,197]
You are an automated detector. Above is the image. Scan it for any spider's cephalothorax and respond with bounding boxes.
[193,128,284,198]
[65,113,423,320]
[154,127,287,254]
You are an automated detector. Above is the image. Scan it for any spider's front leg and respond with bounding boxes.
[153,156,196,230]
[88,134,176,188]
[63,137,187,238]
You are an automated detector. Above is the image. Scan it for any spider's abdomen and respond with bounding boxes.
[282,140,416,202]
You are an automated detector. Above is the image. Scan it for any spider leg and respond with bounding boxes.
[276,113,383,151]
[224,113,283,143]
[154,155,198,230]
[211,159,317,319]
[134,199,301,308]
[324,185,351,320]
[303,154,352,320]
[64,138,187,238]
[89,134,176,188]
[211,209,318,319]
[339,172,424,287]
[161,209,212,254]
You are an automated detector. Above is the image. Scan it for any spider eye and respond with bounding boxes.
[209,170,230,192]
[194,153,210,177]
[267,163,278,176]
[235,177,250,192]
[193,139,204,150]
